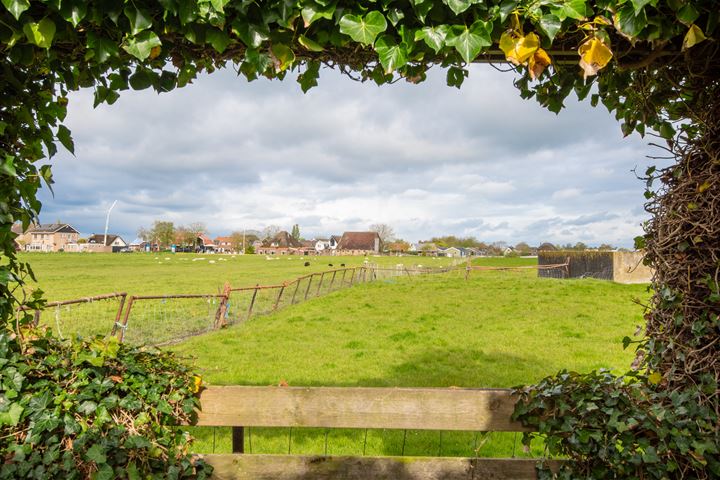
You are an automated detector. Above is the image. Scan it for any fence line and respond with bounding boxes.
[17,292,127,339]
[23,264,459,346]
[464,258,570,280]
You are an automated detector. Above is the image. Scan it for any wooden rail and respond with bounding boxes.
[192,386,558,479]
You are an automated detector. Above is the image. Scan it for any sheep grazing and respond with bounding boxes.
[328,263,333,267]
[304,261,310,267]
[340,263,346,267]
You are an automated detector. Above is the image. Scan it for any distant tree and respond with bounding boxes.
[538,242,556,251]
[187,222,206,244]
[174,226,193,247]
[245,245,255,254]
[137,227,151,242]
[151,221,175,249]
[387,240,410,253]
[515,242,532,256]
[369,223,395,244]
[229,231,246,253]
[77,238,87,244]
[291,224,300,241]
[262,225,281,240]
[574,242,588,251]
[598,243,615,250]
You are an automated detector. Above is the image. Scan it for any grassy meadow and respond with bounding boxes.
[20,252,650,459]
[168,265,649,459]
[19,251,457,300]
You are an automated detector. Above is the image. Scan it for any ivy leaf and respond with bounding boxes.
[298,60,320,93]
[60,1,87,27]
[539,15,562,42]
[614,4,647,38]
[231,20,268,48]
[23,18,56,49]
[445,20,491,64]
[1,0,29,21]
[682,24,706,50]
[123,31,162,60]
[578,37,613,78]
[87,33,119,63]
[443,0,474,15]
[446,65,468,88]
[298,34,323,52]
[630,0,652,16]
[374,35,407,74]
[124,6,153,36]
[415,25,448,53]
[271,44,295,71]
[552,0,589,21]
[85,444,107,464]
[210,0,231,13]
[206,29,230,53]
[0,403,23,426]
[301,1,335,27]
[411,0,433,23]
[56,125,74,154]
[677,4,699,26]
[339,12,387,46]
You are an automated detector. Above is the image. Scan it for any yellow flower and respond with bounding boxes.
[192,375,202,393]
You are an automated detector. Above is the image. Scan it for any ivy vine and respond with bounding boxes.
[1,1,718,478]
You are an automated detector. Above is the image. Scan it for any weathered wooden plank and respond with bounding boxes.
[195,387,526,431]
[202,454,560,480]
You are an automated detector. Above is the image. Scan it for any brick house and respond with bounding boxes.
[23,223,79,252]
[336,232,382,255]
[256,231,303,255]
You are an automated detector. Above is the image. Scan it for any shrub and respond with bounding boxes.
[0,329,212,479]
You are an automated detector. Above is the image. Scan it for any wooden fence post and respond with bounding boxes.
[115,296,135,343]
[349,268,355,286]
[232,426,244,453]
[214,282,232,329]
[246,285,259,321]
[329,271,337,291]
[273,284,286,311]
[316,272,325,297]
[291,280,301,304]
[304,275,314,300]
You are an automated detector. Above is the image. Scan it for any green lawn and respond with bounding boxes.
[20,252,458,300]
[170,266,648,459]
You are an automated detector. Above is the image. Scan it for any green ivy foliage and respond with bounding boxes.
[0,330,212,479]
[513,370,720,479]
[1,1,718,478]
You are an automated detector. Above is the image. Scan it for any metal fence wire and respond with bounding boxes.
[22,264,460,346]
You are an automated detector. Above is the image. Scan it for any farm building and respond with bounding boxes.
[538,250,652,284]
[256,231,303,255]
[336,231,382,255]
[65,234,128,252]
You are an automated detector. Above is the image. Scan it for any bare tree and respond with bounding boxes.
[262,225,281,240]
[369,223,395,244]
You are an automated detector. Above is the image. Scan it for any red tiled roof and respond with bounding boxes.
[337,232,381,251]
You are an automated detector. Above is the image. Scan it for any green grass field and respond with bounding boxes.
[19,252,458,299]
[20,253,649,459]
[169,265,648,459]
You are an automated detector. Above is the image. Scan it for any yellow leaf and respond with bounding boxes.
[683,24,706,51]
[192,375,202,393]
[528,48,552,80]
[578,37,613,78]
[648,371,662,385]
[149,46,162,60]
[500,31,539,65]
[697,180,712,193]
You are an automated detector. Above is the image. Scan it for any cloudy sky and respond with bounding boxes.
[38,64,666,247]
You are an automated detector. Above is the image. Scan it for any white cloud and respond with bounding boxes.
[37,64,670,247]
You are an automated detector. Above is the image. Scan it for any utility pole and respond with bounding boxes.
[103,200,117,247]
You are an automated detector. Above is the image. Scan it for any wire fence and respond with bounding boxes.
[20,264,459,346]
[18,293,127,339]
[464,259,571,280]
